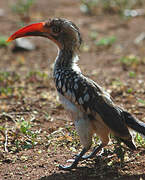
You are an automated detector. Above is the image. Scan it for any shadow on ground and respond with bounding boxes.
[38,157,145,180]
[39,168,144,180]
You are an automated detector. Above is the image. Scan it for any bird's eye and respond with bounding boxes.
[52,26,61,34]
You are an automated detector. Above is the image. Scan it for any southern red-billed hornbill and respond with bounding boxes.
[7,18,145,170]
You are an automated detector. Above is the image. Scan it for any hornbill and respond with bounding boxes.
[7,18,145,170]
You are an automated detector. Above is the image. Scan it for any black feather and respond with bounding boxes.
[123,111,145,136]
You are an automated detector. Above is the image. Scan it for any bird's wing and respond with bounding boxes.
[65,74,130,139]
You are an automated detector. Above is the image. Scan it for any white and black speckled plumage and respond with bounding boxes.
[53,52,135,143]
[50,19,145,169]
[50,19,145,153]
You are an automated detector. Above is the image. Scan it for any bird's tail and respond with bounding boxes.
[123,111,145,136]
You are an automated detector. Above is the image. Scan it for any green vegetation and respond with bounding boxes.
[127,88,133,93]
[95,36,116,47]
[46,124,80,153]
[15,117,39,149]
[0,87,13,96]
[112,79,123,87]
[80,0,145,15]
[0,71,20,83]
[135,133,145,148]
[0,36,8,47]
[128,71,136,78]
[12,0,36,22]
[119,55,139,66]
[0,72,20,97]
[137,98,145,105]
[0,114,40,152]
[26,71,48,81]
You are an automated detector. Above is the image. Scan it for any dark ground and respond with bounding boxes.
[0,0,145,180]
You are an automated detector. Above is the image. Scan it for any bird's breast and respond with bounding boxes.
[53,68,96,114]
[58,92,83,121]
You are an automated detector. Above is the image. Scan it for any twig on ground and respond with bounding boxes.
[4,126,8,152]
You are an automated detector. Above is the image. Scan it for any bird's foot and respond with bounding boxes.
[81,153,95,160]
[75,152,95,160]
[59,147,88,170]
[59,158,78,170]
[75,145,103,160]
[59,163,77,171]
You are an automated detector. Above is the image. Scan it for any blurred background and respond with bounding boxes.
[0,0,145,179]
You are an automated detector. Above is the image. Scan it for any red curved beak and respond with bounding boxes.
[7,22,46,42]
[7,21,62,49]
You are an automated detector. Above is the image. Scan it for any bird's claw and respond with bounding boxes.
[82,154,94,159]
[74,146,103,160]
[59,164,76,171]
[66,159,75,163]
[74,153,94,160]
[58,148,89,170]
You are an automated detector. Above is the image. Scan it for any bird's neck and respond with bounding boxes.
[54,48,80,72]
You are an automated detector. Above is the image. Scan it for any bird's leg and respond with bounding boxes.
[59,115,94,170]
[59,147,88,171]
[80,144,103,160]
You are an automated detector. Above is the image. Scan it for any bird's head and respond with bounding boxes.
[7,18,82,51]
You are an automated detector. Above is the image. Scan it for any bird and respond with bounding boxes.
[7,18,145,170]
